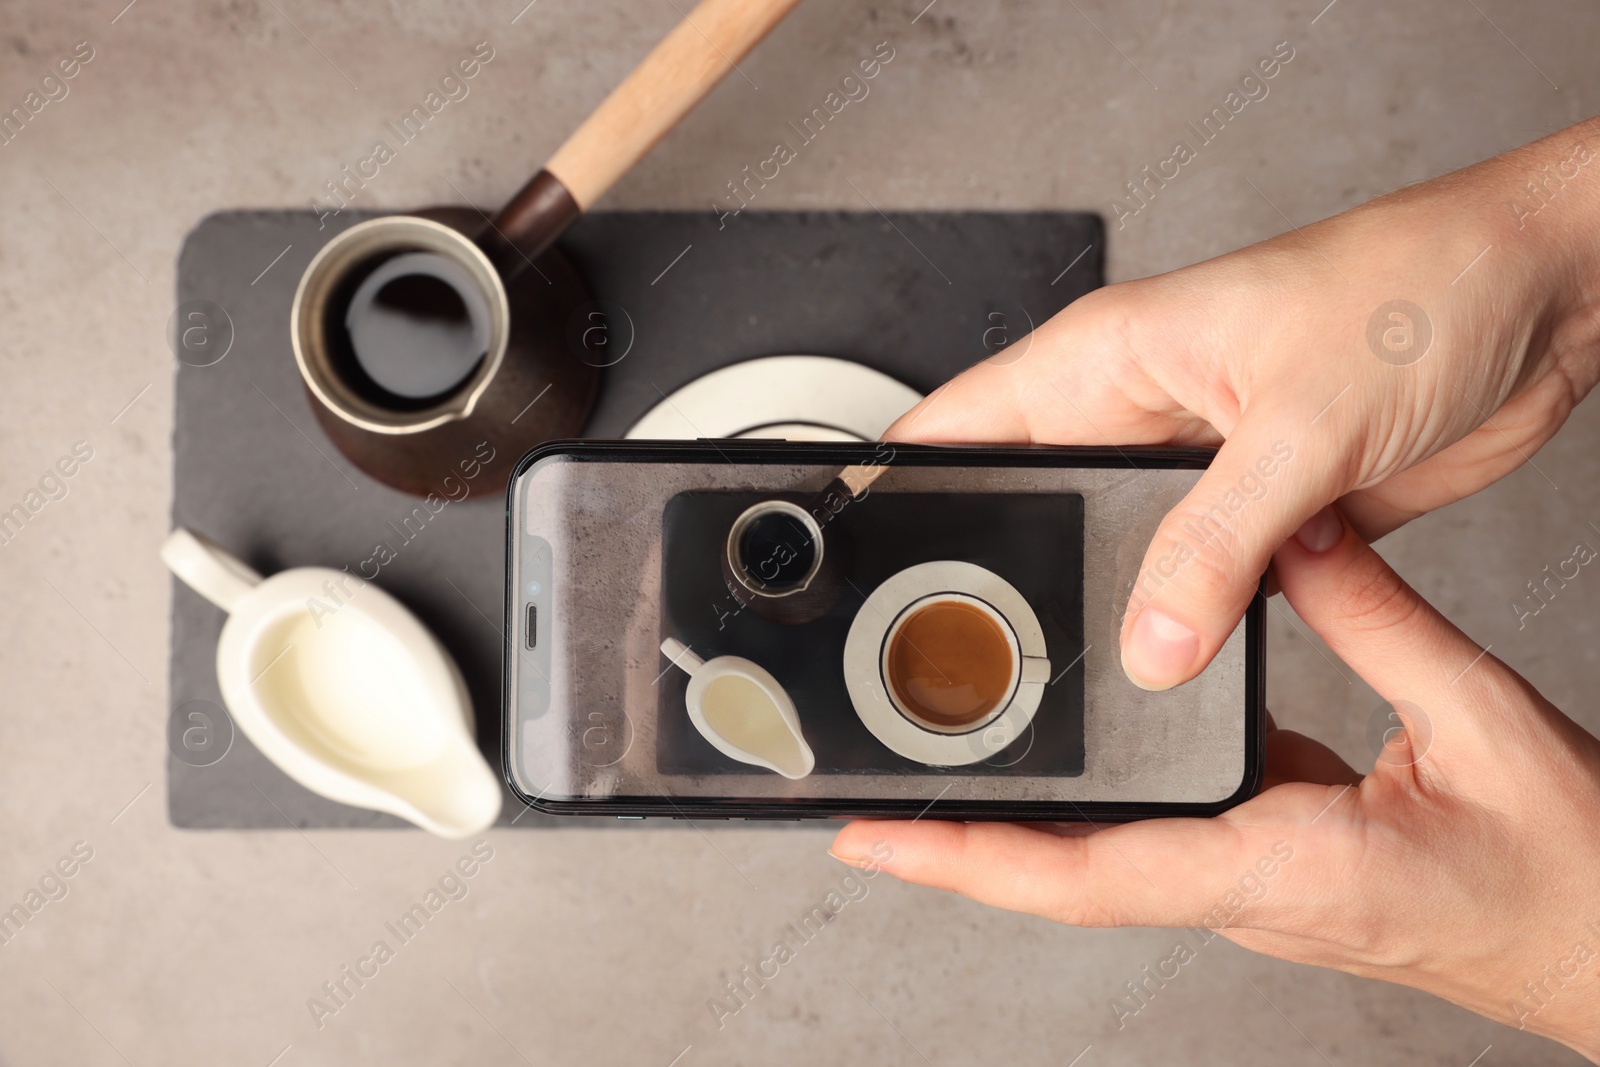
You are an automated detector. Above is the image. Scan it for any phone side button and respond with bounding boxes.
[616,815,645,820]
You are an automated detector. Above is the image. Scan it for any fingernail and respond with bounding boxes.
[1294,506,1342,553]
[1122,607,1200,691]
[827,848,872,869]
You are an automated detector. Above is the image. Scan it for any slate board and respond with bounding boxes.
[168,207,1104,828]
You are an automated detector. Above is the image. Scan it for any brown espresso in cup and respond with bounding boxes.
[885,599,1015,729]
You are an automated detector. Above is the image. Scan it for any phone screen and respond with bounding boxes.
[505,442,1261,819]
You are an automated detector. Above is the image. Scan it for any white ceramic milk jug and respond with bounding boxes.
[659,637,814,779]
[162,528,502,837]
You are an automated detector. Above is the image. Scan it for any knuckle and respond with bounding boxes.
[1330,551,1423,635]
[974,832,1129,929]
[1060,283,1143,362]
[1053,897,1124,929]
[1044,837,1125,928]
[1136,508,1248,607]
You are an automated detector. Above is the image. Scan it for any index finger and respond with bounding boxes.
[882,291,1208,448]
[829,813,1298,930]
[1273,506,1513,755]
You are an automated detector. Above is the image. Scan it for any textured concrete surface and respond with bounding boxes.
[1,1,1597,1064]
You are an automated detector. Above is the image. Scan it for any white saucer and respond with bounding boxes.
[625,355,922,441]
[843,561,1050,767]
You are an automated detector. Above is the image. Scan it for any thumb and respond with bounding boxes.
[1120,418,1341,689]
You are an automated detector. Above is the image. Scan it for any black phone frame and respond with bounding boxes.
[503,439,1266,822]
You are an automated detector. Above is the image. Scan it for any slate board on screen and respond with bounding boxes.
[657,490,1086,777]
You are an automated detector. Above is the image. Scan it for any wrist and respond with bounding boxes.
[1490,913,1600,1059]
[1495,118,1600,393]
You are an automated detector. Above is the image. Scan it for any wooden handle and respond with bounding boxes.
[544,0,803,209]
[836,462,887,499]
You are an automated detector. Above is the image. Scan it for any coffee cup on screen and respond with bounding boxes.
[880,592,1050,735]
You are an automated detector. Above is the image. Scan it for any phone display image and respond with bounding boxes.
[653,488,1085,778]
[505,440,1263,820]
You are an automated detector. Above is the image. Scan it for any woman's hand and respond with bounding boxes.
[887,119,1600,690]
[830,513,1600,1059]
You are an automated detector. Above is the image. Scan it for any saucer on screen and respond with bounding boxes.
[843,561,1049,767]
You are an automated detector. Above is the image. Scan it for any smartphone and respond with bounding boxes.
[504,440,1264,821]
